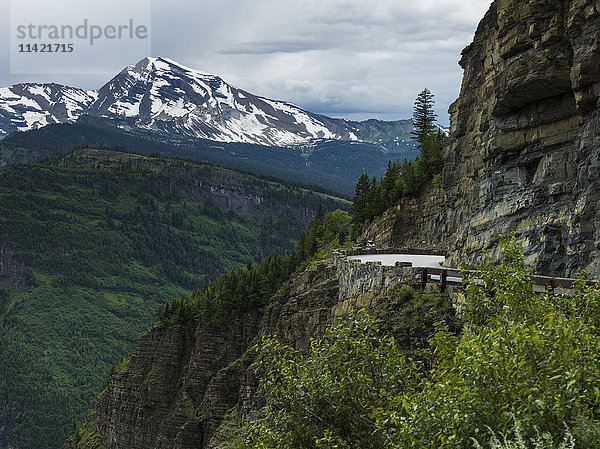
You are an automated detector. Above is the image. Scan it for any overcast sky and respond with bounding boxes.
[1,0,493,124]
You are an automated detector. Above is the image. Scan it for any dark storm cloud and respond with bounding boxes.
[0,0,493,123]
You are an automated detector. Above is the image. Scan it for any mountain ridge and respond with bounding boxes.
[0,57,414,148]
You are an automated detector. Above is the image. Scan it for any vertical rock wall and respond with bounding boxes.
[361,1,600,277]
[444,0,600,276]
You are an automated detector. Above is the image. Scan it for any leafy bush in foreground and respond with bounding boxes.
[248,237,600,449]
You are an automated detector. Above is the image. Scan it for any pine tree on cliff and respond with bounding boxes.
[411,88,437,147]
[351,173,373,238]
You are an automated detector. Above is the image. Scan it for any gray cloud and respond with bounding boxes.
[0,0,493,124]
[219,38,328,55]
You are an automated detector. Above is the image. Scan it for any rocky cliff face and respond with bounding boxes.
[65,255,457,449]
[359,183,450,254]
[444,0,600,276]
[87,314,261,449]
[64,264,339,449]
[363,0,600,277]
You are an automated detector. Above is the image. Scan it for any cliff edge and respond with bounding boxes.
[445,0,600,276]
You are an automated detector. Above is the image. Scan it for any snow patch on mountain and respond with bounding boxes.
[0,83,96,134]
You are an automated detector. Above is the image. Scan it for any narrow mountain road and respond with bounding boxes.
[347,254,445,268]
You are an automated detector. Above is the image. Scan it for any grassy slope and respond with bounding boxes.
[0,148,347,449]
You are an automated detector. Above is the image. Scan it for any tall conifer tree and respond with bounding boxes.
[410,88,437,147]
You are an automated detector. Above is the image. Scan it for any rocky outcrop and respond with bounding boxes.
[362,0,600,277]
[444,0,600,276]
[64,263,341,449]
[67,313,261,449]
[358,183,449,254]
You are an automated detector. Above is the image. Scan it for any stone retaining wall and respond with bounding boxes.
[332,251,423,300]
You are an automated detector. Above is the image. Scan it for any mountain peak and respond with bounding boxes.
[130,56,222,82]
[0,58,412,147]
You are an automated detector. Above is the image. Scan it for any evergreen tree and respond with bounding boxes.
[349,89,445,239]
[350,173,373,238]
[314,203,325,231]
[379,160,401,208]
[420,130,443,178]
[410,88,437,147]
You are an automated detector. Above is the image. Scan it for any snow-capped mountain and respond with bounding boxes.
[0,83,97,135]
[0,57,412,146]
[88,57,359,146]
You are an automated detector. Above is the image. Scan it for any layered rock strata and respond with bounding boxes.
[363,0,600,277]
[445,0,600,276]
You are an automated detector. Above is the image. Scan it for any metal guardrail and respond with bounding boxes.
[421,267,599,293]
[336,249,599,294]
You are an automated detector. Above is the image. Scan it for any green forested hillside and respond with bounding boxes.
[0,116,417,195]
[0,147,348,449]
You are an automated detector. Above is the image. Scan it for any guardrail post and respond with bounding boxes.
[421,268,428,290]
[440,270,447,293]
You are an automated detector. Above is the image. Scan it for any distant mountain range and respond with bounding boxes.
[0,57,418,148]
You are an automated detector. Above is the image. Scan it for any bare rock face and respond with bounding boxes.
[71,314,262,449]
[443,0,600,276]
[360,0,600,276]
[358,183,450,254]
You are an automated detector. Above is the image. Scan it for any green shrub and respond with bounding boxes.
[247,237,600,449]
[250,311,412,449]
[472,419,575,449]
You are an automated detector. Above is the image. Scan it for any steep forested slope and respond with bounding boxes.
[0,147,348,449]
[0,116,418,195]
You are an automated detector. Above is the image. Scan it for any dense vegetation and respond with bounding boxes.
[155,206,351,325]
[247,238,600,448]
[351,89,444,237]
[0,115,418,195]
[0,147,347,449]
